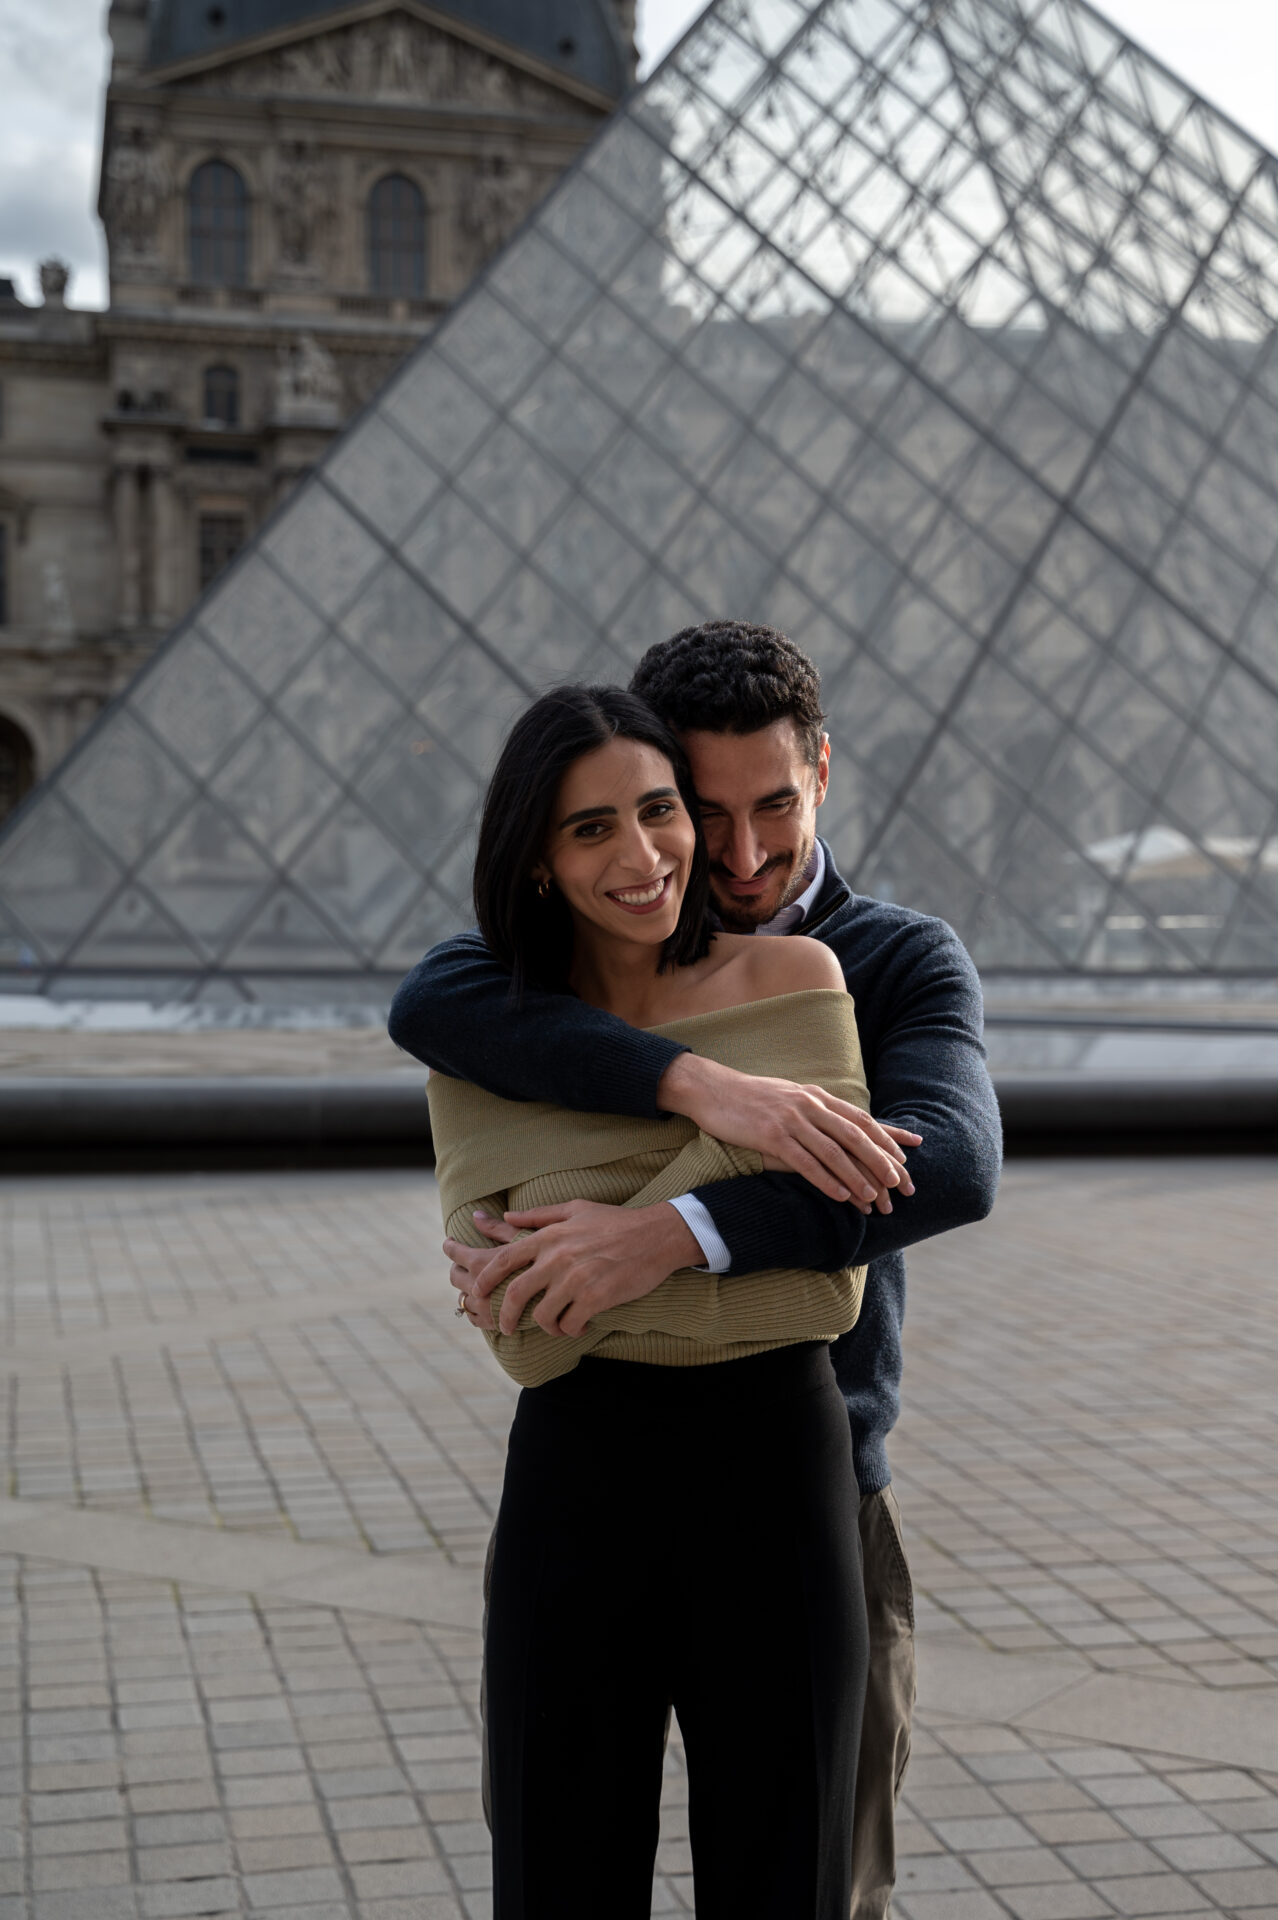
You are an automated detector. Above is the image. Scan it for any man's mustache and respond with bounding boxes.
[708,852,794,883]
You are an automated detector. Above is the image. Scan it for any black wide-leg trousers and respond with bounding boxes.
[486,1342,868,1920]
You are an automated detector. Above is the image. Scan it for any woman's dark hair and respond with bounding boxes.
[474,684,712,996]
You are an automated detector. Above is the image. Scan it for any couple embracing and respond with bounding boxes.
[390,621,1001,1918]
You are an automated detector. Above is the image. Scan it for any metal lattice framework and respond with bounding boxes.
[4,0,1278,1001]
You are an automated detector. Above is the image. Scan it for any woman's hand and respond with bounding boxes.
[464,1199,702,1338]
[444,1230,508,1331]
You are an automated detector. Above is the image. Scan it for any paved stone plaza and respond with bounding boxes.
[0,1157,1275,1918]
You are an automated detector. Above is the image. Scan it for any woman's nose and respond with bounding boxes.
[617,825,662,875]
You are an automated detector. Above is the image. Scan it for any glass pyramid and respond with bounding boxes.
[5,0,1278,1002]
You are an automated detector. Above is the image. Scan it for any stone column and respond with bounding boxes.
[150,463,177,628]
[113,464,141,629]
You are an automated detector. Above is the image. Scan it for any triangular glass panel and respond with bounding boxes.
[476,570,604,686]
[131,631,264,779]
[325,412,442,545]
[1072,663,1189,794]
[261,483,385,620]
[274,634,408,777]
[352,713,487,863]
[380,353,496,476]
[3,0,1278,991]
[60,711,198,869]
[1197,670,1278,785]
[0,796,124,962]
[375,879,475,973]
[133,801,275,959]
[338,559,469,705]
[208,716,346,866]
[0,896,42,972]
[409,638,533,774]
[220,887,361,974]
[69,889,205,972]
[289,808,425,955]
[200,560,324,696]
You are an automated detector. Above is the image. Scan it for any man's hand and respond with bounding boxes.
[456,1199,702,1338]
[656,1053,920,1206]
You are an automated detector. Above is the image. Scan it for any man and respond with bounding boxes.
[389,621,1002,1918]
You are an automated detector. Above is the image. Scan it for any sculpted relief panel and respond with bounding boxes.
[103,126,171,269]
[216,16,568,114]
[458,156,537,267]
[273,140,330,276]
[273,334,343,423]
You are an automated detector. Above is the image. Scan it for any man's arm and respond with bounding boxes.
[689,925,1002,1274]
[391,932,908,1202]
[388,930,685,1119]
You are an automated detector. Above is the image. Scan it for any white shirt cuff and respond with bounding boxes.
[667,1194,732,1274]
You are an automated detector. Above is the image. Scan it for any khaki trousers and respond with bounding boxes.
[849,1487,917,1919]
[479,1486,917,1918]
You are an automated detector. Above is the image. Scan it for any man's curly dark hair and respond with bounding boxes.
[629,620,826,767]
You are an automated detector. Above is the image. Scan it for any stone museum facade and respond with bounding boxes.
[0,0,635,820]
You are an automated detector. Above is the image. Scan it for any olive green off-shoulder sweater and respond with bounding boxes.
[427,987,870,1388]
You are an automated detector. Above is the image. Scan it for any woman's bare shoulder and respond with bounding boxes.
[740,933,845,996]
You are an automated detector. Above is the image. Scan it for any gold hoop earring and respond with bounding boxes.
[537,878,550,899]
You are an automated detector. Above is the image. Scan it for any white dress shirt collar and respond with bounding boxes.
[753,838,827,936]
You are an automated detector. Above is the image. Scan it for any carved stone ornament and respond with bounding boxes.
[273,333,343,424]
[104,127,170,260]
[377,19,420,96]
[39,259,71,304]
[345,351,404,407]
[218,17,556,112]
[278,31,348,95]
[41,560,76,645]
[459,156,534,262]
[273,140,327,270]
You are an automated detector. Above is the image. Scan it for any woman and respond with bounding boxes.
[429,686,883,1920]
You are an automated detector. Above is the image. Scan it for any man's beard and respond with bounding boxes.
[709,832,815,933]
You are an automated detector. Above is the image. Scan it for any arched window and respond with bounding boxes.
[368,174,426,298]
[0,714,34,823]
[203,364,239,426]
[189,160,249,287]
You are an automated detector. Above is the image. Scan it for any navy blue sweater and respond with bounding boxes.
[388,843,1002,1492]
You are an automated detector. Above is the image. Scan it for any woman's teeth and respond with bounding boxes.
[610,876,669,906]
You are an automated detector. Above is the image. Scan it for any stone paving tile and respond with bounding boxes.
[0,1548,492,1918]
[0,1176,507,1565]
[898,1162,1278,1696]
[0,1160,1275,1916]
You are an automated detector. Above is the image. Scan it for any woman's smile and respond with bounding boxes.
[605,871,675,914]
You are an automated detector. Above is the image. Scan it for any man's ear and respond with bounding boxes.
[814,734,831,808]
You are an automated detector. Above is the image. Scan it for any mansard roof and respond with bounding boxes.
[147,0,631,97]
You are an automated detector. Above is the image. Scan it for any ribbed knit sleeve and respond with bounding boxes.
[429,991,870,1389]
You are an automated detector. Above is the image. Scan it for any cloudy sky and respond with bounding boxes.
[2,0,1276,309]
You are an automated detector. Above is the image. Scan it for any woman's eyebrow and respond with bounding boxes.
[558,787,677,830]
[558,804,617,829]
